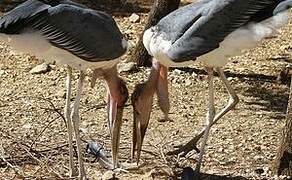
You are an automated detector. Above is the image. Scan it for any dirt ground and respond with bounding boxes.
[1,4,292,180]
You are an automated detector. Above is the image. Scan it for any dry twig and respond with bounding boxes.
[0,141,24,178]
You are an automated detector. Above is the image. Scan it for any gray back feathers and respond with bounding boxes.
[0,0,127,61]
[33,5,126,61]
[154,0,280,62]
[0,0,50,33]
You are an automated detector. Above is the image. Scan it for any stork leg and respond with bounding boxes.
[195,67,215,172]
[64,65,77,177]
[71,71,86,179]
[168,67,239,156]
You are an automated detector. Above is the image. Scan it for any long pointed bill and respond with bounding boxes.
[131,59,161,164]
[157,65,170,120]
[101,67,128,170]
[131,89,154,163]
[108,96,124,169]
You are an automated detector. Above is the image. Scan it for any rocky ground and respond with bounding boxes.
[0,2,292,180]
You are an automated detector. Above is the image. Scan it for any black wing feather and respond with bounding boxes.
[32,5,126,61]
[0,0,50,33]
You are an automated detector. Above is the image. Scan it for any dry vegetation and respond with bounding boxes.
[0,2,292,180]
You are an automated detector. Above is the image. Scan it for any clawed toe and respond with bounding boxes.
[167,141,200,156]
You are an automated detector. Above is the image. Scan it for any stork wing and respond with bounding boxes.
[273,0,292,14]
[0,0,50,34]
[32,5,127,61]
[158,0,275,62]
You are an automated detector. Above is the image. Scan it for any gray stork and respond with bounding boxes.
[0,0,128,178]
[131,0,292,173]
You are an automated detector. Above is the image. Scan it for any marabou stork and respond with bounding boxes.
[131,0,292,173]
[0,0,128,178]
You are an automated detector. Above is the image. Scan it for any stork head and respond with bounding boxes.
[131,59,169,164]
[131,81,155,163]
[92,67,128,168]
[108,77,128,168]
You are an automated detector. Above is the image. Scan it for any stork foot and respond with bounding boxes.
[167,135,201,157]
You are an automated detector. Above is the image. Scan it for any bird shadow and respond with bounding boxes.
[170,67,279,83]
[171,67,289,119]
[243,80,288,119]
[177,167,248,180]
[191,173,247,180]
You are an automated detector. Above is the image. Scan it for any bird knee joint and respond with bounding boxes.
[229,95,239,108]
[71,112,79,122]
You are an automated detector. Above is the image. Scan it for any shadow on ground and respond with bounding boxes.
[171,67,289,119]
[177,167,248,180]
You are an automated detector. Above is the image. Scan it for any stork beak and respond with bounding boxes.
[106,78,128,169]
[131,83,154,164]
[92,67,128,169]
[131,60,161,164]
[107,95,124,168]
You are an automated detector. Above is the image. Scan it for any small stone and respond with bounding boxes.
[102,170,118,180]
[173,69,182,74]
[55,89,66,99]
[23,123,32,129]
[118,62,136,73]
[129,13,140,23]
[227,77,234,81]
[29,63,50,74]
[185,79,192,86]
[191,72,198,78]
[0,69,5,76]
[80,128,88,133]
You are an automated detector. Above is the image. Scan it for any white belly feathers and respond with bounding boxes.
[0,30,120,70]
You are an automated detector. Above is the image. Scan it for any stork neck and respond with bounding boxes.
[103,67,127,107]
[144,58,161,94]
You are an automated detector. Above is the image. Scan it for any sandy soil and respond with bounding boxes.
[0,5,292,180]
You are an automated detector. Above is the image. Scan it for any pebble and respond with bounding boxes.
[227,77,234,81]
[129,13,140,23]
[29,63,50,74]
[55,89,66,98]
[0,69,5,76]
[185,79,192,86]
[173,69,182,74]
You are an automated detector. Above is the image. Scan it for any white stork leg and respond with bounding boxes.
[214,67,239,122]
[64,65,76,177]
[71,71,86,179]
[168,67,239,157]
[195,67,215,172]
